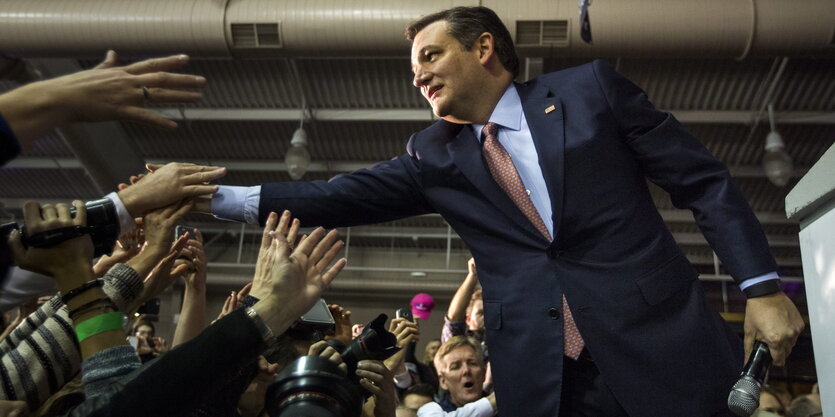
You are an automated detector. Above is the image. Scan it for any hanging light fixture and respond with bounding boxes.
[285,126,310,180]
[761,104,794,187]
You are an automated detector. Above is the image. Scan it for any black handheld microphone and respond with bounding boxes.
[728,341,773,416]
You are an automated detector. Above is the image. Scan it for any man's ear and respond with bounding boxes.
[438,372,449,390]
[476,32,495,66]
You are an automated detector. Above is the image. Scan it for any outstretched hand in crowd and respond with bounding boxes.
[250,212,346,338]
[0,50,207,146]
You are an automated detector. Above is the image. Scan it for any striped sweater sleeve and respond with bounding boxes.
[0,263,142,410]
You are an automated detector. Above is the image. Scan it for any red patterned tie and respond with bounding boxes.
[481,122,586,360]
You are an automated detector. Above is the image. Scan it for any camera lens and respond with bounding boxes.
[266,356,363,417]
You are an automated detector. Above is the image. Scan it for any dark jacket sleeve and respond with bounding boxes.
[259,154,433,227]
[0,114,22,166]
[67,309,266,417]
[590,59,777,282]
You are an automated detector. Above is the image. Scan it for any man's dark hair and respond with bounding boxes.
[405,6,520,78]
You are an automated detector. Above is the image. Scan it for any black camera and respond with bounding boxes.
[265,314,400,417]
[285,298,336,342]
[0,198,120,258]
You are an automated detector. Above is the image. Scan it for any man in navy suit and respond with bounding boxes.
[205,7,804,416]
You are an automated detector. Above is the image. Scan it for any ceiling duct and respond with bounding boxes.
[0,0,832,59]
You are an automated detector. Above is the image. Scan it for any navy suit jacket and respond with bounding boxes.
[259,60,776,416]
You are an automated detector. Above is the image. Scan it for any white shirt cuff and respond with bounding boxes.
[738,271,780,290]
[212,185,261,224]
[105,191,135,236]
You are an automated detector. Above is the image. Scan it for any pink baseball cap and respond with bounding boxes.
[410,293,436,320]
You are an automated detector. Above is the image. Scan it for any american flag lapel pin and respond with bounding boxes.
[545,105,556,114]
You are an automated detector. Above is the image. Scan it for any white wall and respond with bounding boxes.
[798,200,835,415]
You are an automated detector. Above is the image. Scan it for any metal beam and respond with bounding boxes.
[155,107,835,124]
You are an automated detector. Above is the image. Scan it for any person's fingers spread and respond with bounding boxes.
[287,218,300,247]
[273,229,291,260]
[308,229,340,264]
[262,212,279,248]
[122,55,191,75]
[320,258,347,287]
[316,240,344,273]
[275,210,291,236]
[294,228,325,256]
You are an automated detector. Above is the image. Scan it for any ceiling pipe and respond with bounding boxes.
[0,0,832,59]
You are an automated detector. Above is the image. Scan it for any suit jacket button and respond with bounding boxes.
[548,308,560,320]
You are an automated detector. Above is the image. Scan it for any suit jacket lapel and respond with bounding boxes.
[447,125,546,242]
[518,82,567,240]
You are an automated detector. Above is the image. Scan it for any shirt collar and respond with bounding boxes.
[472,83,522,141]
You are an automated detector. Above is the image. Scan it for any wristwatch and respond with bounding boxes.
[244,307,276,344]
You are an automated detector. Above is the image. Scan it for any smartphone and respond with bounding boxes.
[174,225,197,241]
[396,307,414,322]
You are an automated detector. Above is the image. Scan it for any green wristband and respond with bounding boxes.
[75,312,126,342]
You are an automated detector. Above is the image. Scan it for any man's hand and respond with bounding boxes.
[182,230,207,292]
[467,257,477,277]
[0,51,207,145]
[356,360,397,417]
[92,232,142,277]
[128,234,190,314]
[308,340,348,373]
[9,200,94,279]
[743,292,805,366]
[388,317,420,349]
[251,213,347,335]
[118,163,225,218]
[326,304,353,346]
[251,211,300,300]
[69,51,205,128]
[215,283,251,322]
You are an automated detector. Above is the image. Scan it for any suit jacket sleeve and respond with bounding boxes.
[589,59,777,283]
[258,153,433,227]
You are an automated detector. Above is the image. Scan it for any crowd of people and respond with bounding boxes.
[0,4,815,417]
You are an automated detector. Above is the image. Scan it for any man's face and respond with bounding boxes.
[438,346,485,406]
[425,340,441,360]
[467,299,484,331]
[135,325,153,339]
[411,21,487,122]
